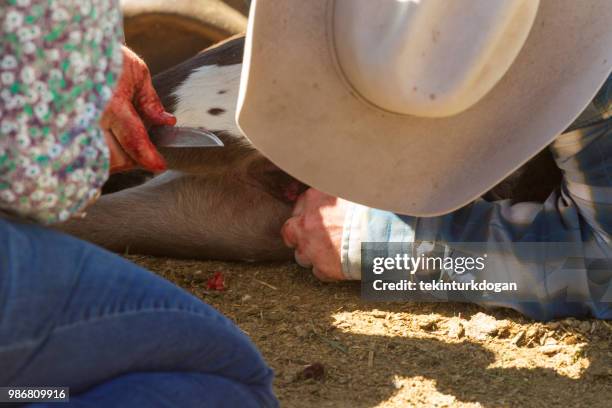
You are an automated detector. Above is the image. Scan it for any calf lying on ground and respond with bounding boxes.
[58,36,561,261]
[59,37,306,261]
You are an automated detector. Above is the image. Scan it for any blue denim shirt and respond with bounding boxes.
[341,74,612,320]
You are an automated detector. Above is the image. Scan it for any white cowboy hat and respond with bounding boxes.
[236,0,612,216]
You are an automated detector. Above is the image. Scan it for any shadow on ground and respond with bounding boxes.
[131,256,612,408]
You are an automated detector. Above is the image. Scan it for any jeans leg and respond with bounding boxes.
[32,372,266,408]
[0,219,277,407]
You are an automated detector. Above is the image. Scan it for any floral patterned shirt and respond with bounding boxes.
[0,0,123,224]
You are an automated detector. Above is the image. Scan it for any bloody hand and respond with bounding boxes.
[100,46,176,173]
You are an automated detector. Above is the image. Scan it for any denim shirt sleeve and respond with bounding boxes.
[341,80,612,321]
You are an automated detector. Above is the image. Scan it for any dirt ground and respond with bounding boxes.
[129,255,612,408]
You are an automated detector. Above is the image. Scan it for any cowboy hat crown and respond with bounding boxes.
[237,0,612,216]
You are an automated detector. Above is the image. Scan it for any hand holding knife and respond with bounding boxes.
[100,45,223,174]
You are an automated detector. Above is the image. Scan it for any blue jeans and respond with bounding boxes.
[0,218,278,407]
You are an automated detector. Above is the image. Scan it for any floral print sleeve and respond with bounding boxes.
[0,0,123,224]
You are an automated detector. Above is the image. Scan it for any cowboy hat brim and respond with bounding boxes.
[237,0,612,216]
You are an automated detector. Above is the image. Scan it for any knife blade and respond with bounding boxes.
[149,126,224,148]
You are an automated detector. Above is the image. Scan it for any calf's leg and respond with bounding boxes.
[58,171,294,261]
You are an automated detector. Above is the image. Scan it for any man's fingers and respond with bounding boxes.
[282,216,313,268]
[136,77,177,126]
[281,216,301,248]
[109,103,166,172]
[294,250,313,269]
[312,268,337,282]
[283,216,315,268]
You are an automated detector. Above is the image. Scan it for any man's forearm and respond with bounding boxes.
[341,122,611,320]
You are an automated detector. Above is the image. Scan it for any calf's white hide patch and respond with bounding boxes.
[172,64,243,138]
